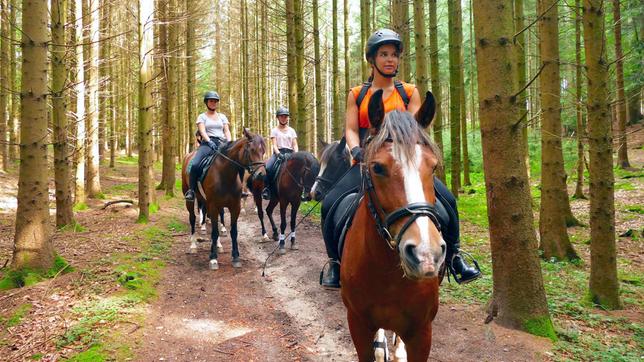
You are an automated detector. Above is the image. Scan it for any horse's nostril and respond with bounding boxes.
[441,243,446,256]
[404,244,420,265]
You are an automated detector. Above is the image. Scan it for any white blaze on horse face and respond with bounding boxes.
[397,145,432,249]
[309,162,326,197]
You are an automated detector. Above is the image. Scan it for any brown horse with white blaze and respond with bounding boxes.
[341,90,445,361]
[181,128,266,270]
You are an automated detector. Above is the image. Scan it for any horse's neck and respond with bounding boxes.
[353,199,401,266]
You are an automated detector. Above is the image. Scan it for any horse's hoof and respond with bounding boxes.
[278,246,286,255]
[290,241,298,250]
[209,259,219,270]
[260,234,270,243]
[220,227,228,237]
[272,233,279,241]
[240,208,247,215]
[232,258,242,268]
[217,243,224,253]
[187,245,198,254]
[200,225,207,233]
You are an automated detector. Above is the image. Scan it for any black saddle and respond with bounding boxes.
[268,153,292,187]
[325,192,451,261]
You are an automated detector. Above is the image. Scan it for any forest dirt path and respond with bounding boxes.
[133,201,550,361]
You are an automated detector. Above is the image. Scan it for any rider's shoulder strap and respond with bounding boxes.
[355,81,372,109]
[394,80,410,109]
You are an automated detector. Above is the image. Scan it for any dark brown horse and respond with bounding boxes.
[341,90,445,361]
[244,165,272,242]
[265,152,320,254]
[181,128,266,269]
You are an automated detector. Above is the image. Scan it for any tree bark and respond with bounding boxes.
[285,0,297,134]
[313,0,323,153]
[583,0,622,310]
[12,0,54,270]
[332,0,341,139]
[538,0,578,261]
[473,0,555,338]
[461,85,470,186]
[83,0,101,197]
[573,0,586,199]
[360,0,370,80]
[8,0,18,162]
[186,0,195,154]
[0,0,8,171]
[514,0,530,179]
[52,0,74,227]
[413,0,428,95]
[392,0,410,81]
[293,0,307,149]
[161,0,177,196]
[74,0,86,206]
[138,0,154,223]
[613,0,630,168]
[344,0,350,114]
[429,0,445,182]
[448,0,463,196]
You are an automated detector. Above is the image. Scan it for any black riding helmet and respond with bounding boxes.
[275,106,290,117]
[365,29,403,62]
[203,90,220,103]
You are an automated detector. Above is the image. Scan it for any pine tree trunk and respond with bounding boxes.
[413,0,428,95]
[573,0,586,199]
[138,0,154,223]
[332,0,341,139]
[313,0,323,153]
[74,0,86,206]
[186,0,195,153]
[0,0,8,171]
[448,0,463,196]
[583,0,622,310]
[294,0,307,149]
[360,0,370,80]
[8,0,18,162]
[12,0,54,270]
[67,0,78,192]
[514,0,530,179]
[84,0,101,197]
[613,0,630,168]
[344,0,350,106]
[52,0,74,228]
[538,0,578,261]
[429,0,445,182]
[161,0,177,196]
[98,0,108,163]
[242,0,250,129]
[473,0,555,338]
[285,0,297,132]
[461,85,470,186]
[392,0,410,81]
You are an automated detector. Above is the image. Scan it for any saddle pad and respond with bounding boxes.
[188,153,217,183]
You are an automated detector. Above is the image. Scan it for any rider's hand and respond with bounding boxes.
[207,139,218,151]
[351,146,364,163]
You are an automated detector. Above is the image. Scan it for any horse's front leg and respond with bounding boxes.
[198,201,207,234]
[187,201,198,253]
[208,205,221,270]
[398,325,432,362]
[254,193,270,242]
[265,197,279,241]
[289,199,300,250]
[229,203,242,268]
[346,311,377,362]
[278,199,288,255]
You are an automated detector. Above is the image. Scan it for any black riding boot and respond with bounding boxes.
[447,247,481,284]
[262,174,271,200]
[320,259,340,289]
[185,169,199,201]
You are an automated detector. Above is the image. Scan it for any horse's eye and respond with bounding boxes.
[372,163,386,176]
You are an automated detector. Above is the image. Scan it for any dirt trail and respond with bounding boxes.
[134,204,550,361]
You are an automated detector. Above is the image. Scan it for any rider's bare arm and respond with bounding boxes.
[292,138,299,153]
[408,88,421,116]
[198,123,210,143]
[345,91,360,150]
[223,123,232,141]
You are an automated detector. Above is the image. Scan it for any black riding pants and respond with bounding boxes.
[189,144,214,191]
[320,164,460,260]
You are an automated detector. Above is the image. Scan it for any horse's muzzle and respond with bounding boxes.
[399,239,445,279]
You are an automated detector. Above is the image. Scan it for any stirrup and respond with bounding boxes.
[447,251,481,285]
[319,259,341,285]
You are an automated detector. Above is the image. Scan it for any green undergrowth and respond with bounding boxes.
[115,156,138,165]
[60,224,173,361]
[106,182,137,194]
[0,255,73,290]
[0,303,33,328]
[59,221,87,233]
[300,200,322,221]
[73,203,89,212]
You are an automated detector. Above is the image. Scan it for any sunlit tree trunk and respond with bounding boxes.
[573,0,586,199]
[429,0,444,182]
[0,0,8,171]
[12,0,54,270]
[583,0,621,310]
[473,0,555,338]
[186,0,195,153]
[138,0,154,223]
[293,0,307,149]
[412,0,428,95]
[74,0,86,206]
[613,0,630,168]
[514,0,530,178]
[83,0,101,197]
[392,0,410,81]
[344,0,350,109]
[52,0,74,227]
[360,0,370,80]
[285,0,297,133]
[538,0,578,261]
[448,0,463,196]
[461,86,470,186]
[161,0,177,196]
[313,0,323,153]
[8,0,19,162]
[332,0,341,139]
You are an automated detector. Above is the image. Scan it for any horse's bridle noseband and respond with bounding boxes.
[215,141,266,177]
[361,162,442,251]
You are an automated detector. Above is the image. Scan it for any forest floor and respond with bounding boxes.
[0,124,642,361]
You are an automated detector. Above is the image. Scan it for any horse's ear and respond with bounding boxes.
[338,136,346,151]
[318,137,328,150]
[368,89,385,131]
[416,91,436,129]
[243,127,252,140]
